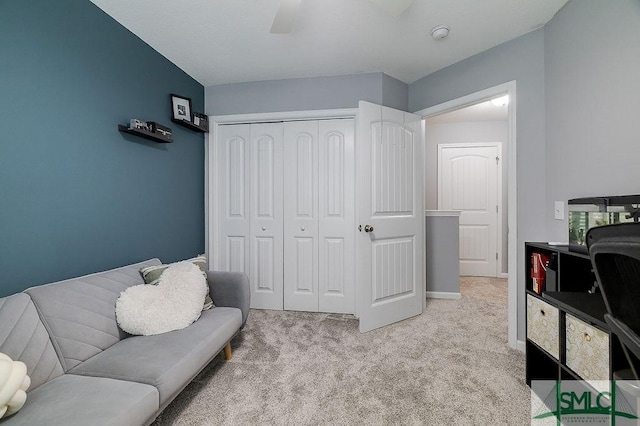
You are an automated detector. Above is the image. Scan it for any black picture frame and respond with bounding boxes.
[171,94,192,122]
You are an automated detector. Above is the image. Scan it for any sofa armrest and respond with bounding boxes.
[206,271,250,328]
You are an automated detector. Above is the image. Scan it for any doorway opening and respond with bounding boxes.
[414,81,518,350]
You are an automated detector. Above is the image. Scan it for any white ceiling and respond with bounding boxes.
[90,0,567,87]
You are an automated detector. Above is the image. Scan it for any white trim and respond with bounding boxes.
[210,108,358,125]
[426,291,462,300]
[425,210,461,217]
[499,272,509,279]
[415,80,518,350]
[204,133,210,269]
[436,142,501,149]
[413,82,514,117]
[207,127,219,270]
[516,340,525,353]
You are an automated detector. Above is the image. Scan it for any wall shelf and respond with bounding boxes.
[524,242,632,393]
[118,125,172,143]
[171,118,208,133]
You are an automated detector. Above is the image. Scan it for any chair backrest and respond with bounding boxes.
[587,223,640,333]
[587,223,640,376]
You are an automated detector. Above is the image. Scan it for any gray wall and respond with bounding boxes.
[382,73,410,111]
[545,0,640,240]
[205,72,408,115]
[0,0,205,297]
[426,215,460,294]
[410,29,547,341]
[424,121,509,274]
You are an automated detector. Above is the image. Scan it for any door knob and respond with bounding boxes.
[364,225,374,233]
[261,226,266,231]
[301,227,305,231]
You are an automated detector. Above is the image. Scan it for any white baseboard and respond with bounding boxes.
[426,291,461,300]
[499,272,508,279]
[516,340,525,353]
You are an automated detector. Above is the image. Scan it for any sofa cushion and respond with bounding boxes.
[1,374,159,426]
[0,294,63,391]
[24,259,162,371]
[69,306,242,406]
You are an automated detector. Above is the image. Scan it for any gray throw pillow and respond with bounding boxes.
[140,255,214,310]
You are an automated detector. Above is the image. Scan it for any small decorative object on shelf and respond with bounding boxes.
[193,112,209,132]
[170,94,192,123]
[170,93,208,133]
[118,118,173,143]
[147,122,172,139]
[130,118,150,131]
[531,252,550,294]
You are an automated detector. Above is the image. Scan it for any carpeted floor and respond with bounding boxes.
[154,277,530,425]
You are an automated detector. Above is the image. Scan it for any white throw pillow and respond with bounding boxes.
[115,261,208,336]
[0,352,31,419]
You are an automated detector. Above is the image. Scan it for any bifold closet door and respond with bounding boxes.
[217,123,284,310]
[318,119,355,314]
[249,123,284,310]
[283,119,355,314]
[283,121,320,311]
[216,124,250,275]
[216,119,354,314]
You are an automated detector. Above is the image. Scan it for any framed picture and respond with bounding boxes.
[171,94,192,122]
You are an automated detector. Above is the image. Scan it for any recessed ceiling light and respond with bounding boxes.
[431,25,450,41]
[491,95,509,106]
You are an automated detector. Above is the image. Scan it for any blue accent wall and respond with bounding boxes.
[0,0,205,297]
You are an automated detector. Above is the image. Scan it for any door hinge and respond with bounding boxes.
[496,205,498,213]
[496,156,500,164]
[496,252,498,260]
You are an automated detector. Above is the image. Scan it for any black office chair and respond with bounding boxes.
[587,222,640,380]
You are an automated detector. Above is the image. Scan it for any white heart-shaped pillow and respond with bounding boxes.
[115,261,208,336]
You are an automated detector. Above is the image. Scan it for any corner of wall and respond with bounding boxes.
[381,73,409,111]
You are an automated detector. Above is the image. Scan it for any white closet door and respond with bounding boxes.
[283,121,319,311]
[249,123,284,310]
[216,124,250,274]
[318,119,355,314]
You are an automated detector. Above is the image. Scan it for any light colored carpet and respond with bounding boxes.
[154,276,530,425]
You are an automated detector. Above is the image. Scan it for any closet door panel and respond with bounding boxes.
[283,121,319,312]
[217,124,250,274]
[319,119,355,313]
[249,123,284,310]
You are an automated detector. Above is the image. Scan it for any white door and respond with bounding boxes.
[438,143,500,277]
[216,124,251,274]
[214,117,355,314]
[357,101,425,333]
[283,121,319,311]
[249,123,284,309]
[283,119,356,314]
[318,119,355,314]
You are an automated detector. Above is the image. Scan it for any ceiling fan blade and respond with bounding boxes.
[270,0,302,34]
[368,0,414,17]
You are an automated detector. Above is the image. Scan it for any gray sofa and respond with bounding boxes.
[0,258,250,425]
